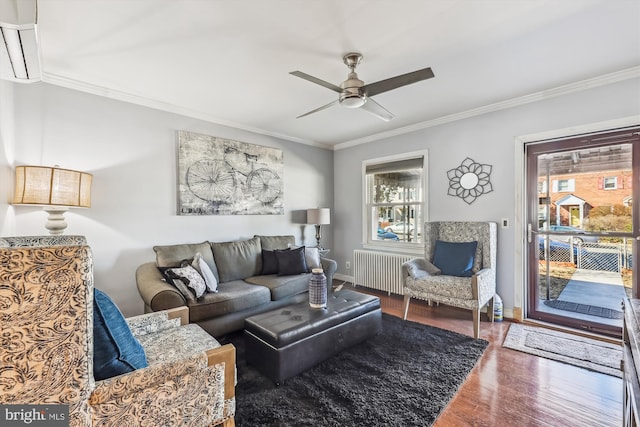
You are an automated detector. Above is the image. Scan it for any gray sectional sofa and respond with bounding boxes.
[136,235,337,338]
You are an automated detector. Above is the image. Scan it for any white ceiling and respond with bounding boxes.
[33,0,640,148]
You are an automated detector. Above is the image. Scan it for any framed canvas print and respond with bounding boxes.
[177,131,284,215]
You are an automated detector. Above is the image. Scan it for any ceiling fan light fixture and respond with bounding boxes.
[340,94,366,109]
[291,51,434,120]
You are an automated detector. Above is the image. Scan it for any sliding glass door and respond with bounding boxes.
[526,128,640,336]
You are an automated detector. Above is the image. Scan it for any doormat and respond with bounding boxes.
[503,323,622,377]
[543,299,623,319]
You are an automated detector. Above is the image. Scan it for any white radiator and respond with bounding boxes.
[353,250,414,295]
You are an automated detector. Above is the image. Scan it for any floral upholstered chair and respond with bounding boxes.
[401,222,497,339]
[0,236,235,427]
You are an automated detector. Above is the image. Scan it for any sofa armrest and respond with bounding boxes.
[136,262,186,312]
[320,257,337,285]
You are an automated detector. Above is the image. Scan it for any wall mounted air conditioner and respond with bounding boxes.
[0,0,40,82]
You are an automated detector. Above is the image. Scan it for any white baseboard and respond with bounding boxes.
[333,273,353,283]
[334,272,517,321]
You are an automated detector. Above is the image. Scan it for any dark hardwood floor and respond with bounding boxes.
[344,284,622,427]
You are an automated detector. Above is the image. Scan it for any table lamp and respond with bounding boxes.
[13,165,92,235]
[307,208,330,249]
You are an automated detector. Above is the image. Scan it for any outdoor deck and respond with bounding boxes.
[538,268,626,328]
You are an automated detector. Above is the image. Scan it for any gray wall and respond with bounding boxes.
[1,82,334,316]
[333,77,640,313]
[2,77,639,318]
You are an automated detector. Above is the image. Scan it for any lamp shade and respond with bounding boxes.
[13,165,92,208]
[307,208,330,225]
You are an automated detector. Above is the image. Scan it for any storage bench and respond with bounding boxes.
[244,289,382,384]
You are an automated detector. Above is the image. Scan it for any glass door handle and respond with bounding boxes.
[528,223,533,243]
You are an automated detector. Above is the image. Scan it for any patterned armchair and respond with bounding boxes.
[0,236,235,426]
[402,222,497,338]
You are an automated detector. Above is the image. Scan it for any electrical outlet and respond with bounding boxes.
[345,261,351,270]
[501,218,509,228]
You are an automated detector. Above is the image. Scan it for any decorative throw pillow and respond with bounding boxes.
[262,248,285,275]
[158,267,197,302]
[255,235,295,251]
[407,258,441,278]
[303,246,322,270]
[432,240,478,277]
[191,252,218,292]
[289,245,322,271]
[165,265,207,298]
[276,246,308,276]
[93,289,148,381]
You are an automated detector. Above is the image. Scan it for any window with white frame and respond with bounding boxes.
[363,151,427,249]
[552,178,575,192]
[604,176,617,190]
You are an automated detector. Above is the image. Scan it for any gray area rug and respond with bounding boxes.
[543,299,623,319]
[223,313,488,426]
[503,323,622,377]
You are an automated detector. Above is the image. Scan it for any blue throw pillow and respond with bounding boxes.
[432,240,478,277]
[93,289,148,380]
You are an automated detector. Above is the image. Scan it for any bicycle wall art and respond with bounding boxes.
[177,131,284,215]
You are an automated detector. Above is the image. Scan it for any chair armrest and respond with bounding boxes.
[472,268,496,305]
[474,268,493,281]
[89,344,236,426]
[402,258,441,279]
[90,344,236,404]
[207,344,236,402]
[126,306,190,337]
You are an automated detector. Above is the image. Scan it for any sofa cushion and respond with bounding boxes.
[256,235,295,251]
[153,241,220,283]
[432,240,478,277]
[406,274,474,300]
[276,246,308,275]
[211,237,262,283]
[93,289,148,380]
[187,280,271,322]
[245,274,310,301]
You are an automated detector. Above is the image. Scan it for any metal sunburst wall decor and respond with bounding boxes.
[447,157,493,204]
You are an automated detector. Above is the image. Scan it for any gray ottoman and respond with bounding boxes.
[244,289,382,384]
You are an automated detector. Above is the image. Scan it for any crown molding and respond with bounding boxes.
[40,72,331,149]
[40,66,639,152]
[334,66,640,151]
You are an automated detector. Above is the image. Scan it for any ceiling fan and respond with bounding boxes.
[290,52,434,121]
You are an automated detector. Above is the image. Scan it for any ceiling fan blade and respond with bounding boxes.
[363,67,434,97]
[290,71,343,93]
[296,99,339,119]
[360,98,395,122]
